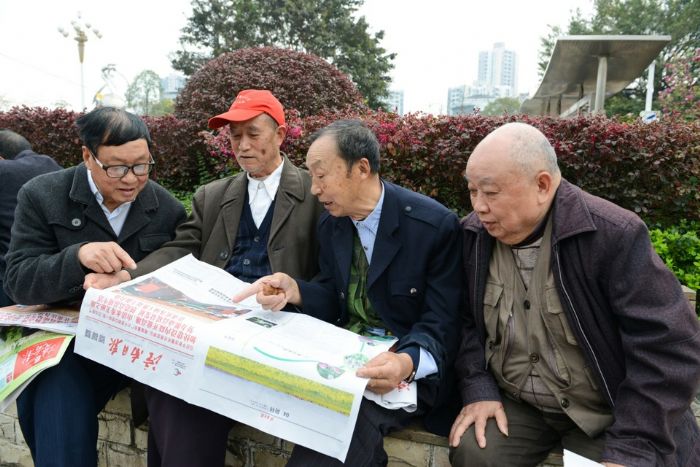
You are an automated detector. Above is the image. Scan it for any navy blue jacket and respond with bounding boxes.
[297,181,462,432]
[0,150,62,306]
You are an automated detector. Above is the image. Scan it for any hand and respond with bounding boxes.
[231,273,301,310]
[83,270,132,290]
[356,351,413,395]
[449,401,508,449]
[602,463,625,467]
[78,242,136,273]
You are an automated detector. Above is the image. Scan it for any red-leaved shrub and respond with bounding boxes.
[174,47,366,128]
[2,106,698,228]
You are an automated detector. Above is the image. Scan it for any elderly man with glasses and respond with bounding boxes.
[3,106,186,467]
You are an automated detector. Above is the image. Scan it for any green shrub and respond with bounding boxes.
[650,220,700,314]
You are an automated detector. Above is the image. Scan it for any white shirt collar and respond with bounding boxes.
[246,158,284,201]
[86,166,133,236]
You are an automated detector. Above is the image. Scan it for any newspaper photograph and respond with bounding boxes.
[75,254,405,461]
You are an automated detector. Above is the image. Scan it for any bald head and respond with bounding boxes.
[471,122,560,179]
[464,123,561,245]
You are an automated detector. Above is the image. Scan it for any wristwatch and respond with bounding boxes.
[403,367,417,384]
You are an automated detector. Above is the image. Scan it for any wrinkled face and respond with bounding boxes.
[229,114,285,178]
[306,135,365,219]
[465,141,547,245]
[83,139,151,212]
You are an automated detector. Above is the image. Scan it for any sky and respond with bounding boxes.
[0,0,594,114]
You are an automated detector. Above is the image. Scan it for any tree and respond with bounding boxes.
[537,0,700,115]
[174,47,365,127]
[171,0,395,109]
[481,97,522,116]
[126,70,162,115]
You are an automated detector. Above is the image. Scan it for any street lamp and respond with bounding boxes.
[58,12,102,109]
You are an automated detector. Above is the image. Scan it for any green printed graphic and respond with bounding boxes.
[205,346,354,416]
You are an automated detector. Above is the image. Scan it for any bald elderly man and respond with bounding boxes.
[449,122,700,466]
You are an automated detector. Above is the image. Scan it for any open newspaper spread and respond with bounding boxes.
[74,254,416,462]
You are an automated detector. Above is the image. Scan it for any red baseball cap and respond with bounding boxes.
[208,89,286,129]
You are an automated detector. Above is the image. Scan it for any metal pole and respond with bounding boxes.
[78,37,85,109]
[645,61,655,112]
[593,56,608,114]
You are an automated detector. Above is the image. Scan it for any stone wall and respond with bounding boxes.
[1,287,697,467]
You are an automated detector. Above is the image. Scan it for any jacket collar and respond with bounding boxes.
[69,162,159,240]
[218,155,305,248]
[462,179,597,245]
[331,180,401,290]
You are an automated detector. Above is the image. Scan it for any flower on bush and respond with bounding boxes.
[659,49,700,123]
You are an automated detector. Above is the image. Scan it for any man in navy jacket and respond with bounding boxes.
[235,119,462,466]
[0,129,62,306]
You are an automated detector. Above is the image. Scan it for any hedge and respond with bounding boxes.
[1,106,698,228]
[174,47,366,129]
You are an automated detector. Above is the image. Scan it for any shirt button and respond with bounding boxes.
[339,292,345,299]
[71,218,81,227]
[243,259,251,265]
[529,353,540,363]
[253,236,260,243]
[524,300,531,310]
[404,206,412,213]
[488,340,495,350]
[560,398,570,408]
[409,287,417,295]
[219,251,228,260]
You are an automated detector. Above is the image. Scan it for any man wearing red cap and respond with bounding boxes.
[85,89,322,467]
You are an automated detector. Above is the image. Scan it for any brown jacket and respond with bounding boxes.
[135,156,322,280]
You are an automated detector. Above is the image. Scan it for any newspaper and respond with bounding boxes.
[75,254,414,462]
[0,327,74,411]
[0,304,79,335]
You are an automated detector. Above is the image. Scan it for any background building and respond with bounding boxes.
[447,42,519,115]
[161,74,186,100]
[478,42,518,97]
[382,90,405,115]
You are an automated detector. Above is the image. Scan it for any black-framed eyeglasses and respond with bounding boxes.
[89,150,155,178]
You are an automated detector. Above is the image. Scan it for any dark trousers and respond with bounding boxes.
[449,394,605,467]
[145,386,234,467]
[16,346,128,467]
[287,397,422,467]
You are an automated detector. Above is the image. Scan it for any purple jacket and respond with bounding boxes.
[456,179,700,466]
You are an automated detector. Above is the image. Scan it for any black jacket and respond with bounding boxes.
[3,163,186,305]
[0,150,62,305]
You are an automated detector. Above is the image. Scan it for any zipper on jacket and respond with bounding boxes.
[474,233,491,372]
[553,244,614,407]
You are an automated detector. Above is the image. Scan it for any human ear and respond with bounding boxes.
[536,171,553,201]
[82,146,92,165]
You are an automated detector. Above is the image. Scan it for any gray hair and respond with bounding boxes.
[310,120,380,174]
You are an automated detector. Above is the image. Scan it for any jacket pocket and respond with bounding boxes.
[483,281,504,363]
[389,279,424,300]
[544,287,577,345]
[138,234,171,253]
